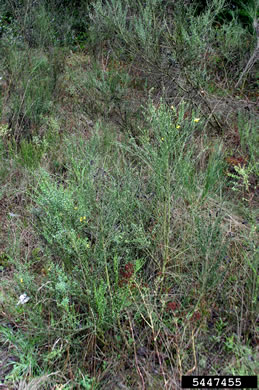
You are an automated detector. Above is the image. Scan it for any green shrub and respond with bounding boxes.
[0,1,257,387]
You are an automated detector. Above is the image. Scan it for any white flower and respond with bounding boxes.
[9,212,21,217]
[17,293,30,305]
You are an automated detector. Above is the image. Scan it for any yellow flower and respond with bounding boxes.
[74,206,78,210]
[161,137,164,141]
[83,216,86,220]
[176,125,181,129]
[80,217,83,222]
[170,105,175,111]
[20,278,23,283]
[193,118,200,123]
[86,243,90,249]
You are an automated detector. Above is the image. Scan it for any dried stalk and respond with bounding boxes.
[235,19,259,88]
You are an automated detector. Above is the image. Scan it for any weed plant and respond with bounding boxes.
[88,0,257,93]
[0,0,258,388]
[3,99,257,387]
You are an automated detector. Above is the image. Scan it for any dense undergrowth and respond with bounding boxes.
[0,0,258,389]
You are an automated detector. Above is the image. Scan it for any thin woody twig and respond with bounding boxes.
[127,311,145,390]
[235,19,259,88]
